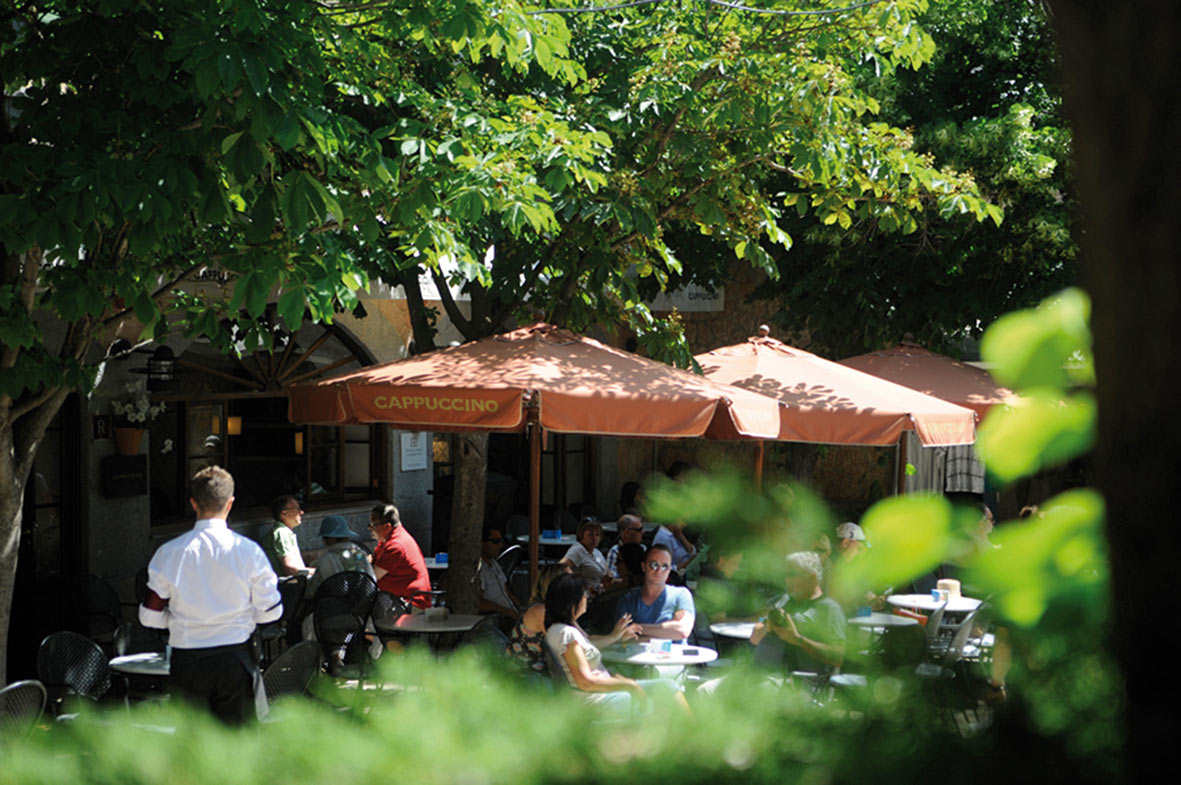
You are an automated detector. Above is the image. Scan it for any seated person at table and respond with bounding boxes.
[560,517,609,588]
[752,551,846,675]
[830,522,887,613]
[308,515,374,594]
[615,544,695,643]
[652,522,697,575]
[508,563,570,674]
[478,525,520,619]
[605,514,645,583]
[614,542,646,590]
[369,503,432,608]
[545,574,688,713]
[263,495,313,577]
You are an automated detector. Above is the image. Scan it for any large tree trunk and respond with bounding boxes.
[0,452,25,688]
[0,387,70,685]
[1051,1,1180,779]
[444,432,488,613]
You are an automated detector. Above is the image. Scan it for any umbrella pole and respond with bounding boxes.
[754,441,765,492]
[896,433,909,495]
[529,417,541,590]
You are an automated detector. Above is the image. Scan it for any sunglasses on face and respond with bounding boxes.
[486,536,503,544]
[645,561,672,571]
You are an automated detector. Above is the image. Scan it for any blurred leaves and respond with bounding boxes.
[981,287,1095,390]
[966,489,1107,627]
[829,494,951,602]
[976,390,1096,483]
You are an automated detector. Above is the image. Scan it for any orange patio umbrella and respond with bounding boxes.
[288,323,782,583]
[839,341,1016,420]
[696,336,978,447]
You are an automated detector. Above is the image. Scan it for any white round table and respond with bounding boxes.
[110,652,170,677]
[600,642,718,667]
[392,612,484,635]
[709,621,758,640]
[887,593,982,613]
[847,612,921,629]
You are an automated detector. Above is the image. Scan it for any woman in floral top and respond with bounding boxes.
[507,563,570,672]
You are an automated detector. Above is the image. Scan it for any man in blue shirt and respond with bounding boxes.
[615,544,695,643]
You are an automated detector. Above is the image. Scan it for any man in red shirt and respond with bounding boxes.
[369,503,432,608]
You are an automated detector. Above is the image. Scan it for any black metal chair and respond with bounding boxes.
[263,641,323,702]
[312,597,373,679]
[504,514,530,546]
[369,591,411,643]
[36,631,113,714]
[541,639,569,691]
[497,544,525,581]
[259,574,307,664]
[0,680,47,738]
[313,571,377,621]
[456,613,510,652]
[68,574,124,650]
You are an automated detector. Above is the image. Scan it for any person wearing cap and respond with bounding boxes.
[831,521,889,612]
[835,522,869,558]
[308,514,374,593]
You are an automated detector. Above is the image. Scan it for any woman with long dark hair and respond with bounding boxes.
[544,574,688,712]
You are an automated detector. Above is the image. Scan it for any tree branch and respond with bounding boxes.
[101,263,202,327]
[431,266,474,339]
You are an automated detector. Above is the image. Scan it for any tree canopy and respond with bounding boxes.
[750,0,1075,356]
[2,0,1001,677]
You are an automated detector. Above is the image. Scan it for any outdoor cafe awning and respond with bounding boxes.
[839,341,1016,420]
[288,323,784,587]
[696,337,978,447]
[287,323,781,440]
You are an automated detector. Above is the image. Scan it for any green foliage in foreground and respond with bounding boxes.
[2,648,989,785]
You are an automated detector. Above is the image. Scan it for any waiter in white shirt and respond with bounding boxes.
[139,466,281,723]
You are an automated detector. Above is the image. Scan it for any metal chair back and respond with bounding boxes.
[540,638,571,690]
[36,631,112,712]
[497,544,525,578]
[370,591,410,637]
[0,680,47,738]
[312,597,370,677]
[313,571,377,620]
[263,641,323,701]
[457,614,510,651]
[68,574,124,646]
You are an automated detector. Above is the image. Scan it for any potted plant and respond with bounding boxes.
[110,387,165,456]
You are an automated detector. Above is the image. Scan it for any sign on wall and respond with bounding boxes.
[399,431,429,472]
[649,284,725,313]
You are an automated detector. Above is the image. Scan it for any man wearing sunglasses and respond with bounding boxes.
[614,544,695,643]
[478,526,519,618]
